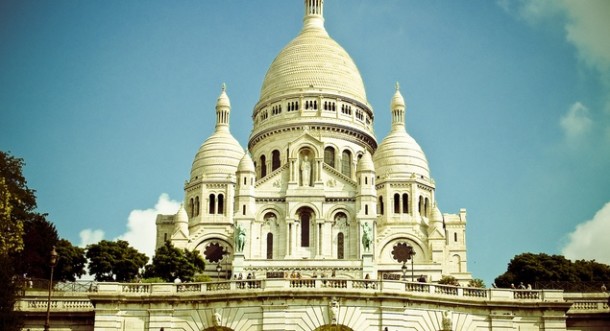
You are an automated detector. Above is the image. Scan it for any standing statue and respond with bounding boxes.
[442,310,452,331]
[361,223,372,252]
[235,224,246,252]
[300,155,311,186]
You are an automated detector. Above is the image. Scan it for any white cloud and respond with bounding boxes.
[562,202,610,265]
[78,193,181,259]
[78,229,105,248]
[116,193,181,259]
[561,0,610,77]
[559,102,592,143]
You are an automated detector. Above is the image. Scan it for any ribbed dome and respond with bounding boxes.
[190,86,244,180]
[373,129,430,180]
[258,9,368,107]
[190,131,243,180]
[374,85,430,180]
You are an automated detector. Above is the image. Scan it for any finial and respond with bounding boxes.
[221,83,226,92]
[395,81,400,91]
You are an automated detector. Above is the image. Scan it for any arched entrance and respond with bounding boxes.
[202,327,233,331]
[313,325,354,331]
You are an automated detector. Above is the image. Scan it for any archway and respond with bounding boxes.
[202,327,233,331]
[313,325,354,331]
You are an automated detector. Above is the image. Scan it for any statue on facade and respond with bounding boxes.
[329,298,339,325]
[300,155,311,186]
[213,309,222,326]
[362,223,372,252]
[235,224,246,253]
[442,310,452,331]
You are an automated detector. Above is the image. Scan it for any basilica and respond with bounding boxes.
[19,2,589,330]
[155,0,471,285]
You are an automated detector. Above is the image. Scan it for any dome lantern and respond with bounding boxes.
[390,82,406,131]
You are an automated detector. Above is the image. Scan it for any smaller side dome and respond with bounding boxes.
[238,150,255,173]
[357,150,375,172]
[190,85,244,180]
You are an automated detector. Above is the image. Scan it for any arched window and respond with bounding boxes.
[341,150,352,177]
[217,194,224,215]
[324,147,335,168]
[266,233,273,259]
[209,194,216,214]
[402,193,409,214]
[189,198,194,217]
[242,204,246,215]
[271,150,280,171]
[378,196,384,215]
[195,196,200,216]
[300,210,311,247]
[365,204,368,215]
[454,232,458,242]
[424,197,430,216]
[418,196,423,213]
[337,232,344,259]
[394,193,400,214]
[260,155,267,177]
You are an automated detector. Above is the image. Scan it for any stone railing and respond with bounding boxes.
[15,291,94,312]
[95,279,564,303]
[564,292,610,313]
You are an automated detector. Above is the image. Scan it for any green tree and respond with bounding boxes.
[494,253,610,288]
[17,216,59,279]
[55,239,87,282]
[438,275,460,286]
[0,151,47,331]
[86,240,148,282]
[467,278,486,288]
[144,241,205,282]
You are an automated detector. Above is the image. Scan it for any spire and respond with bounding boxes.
[303,0,325,31]
[215,83,231,131]
[390,82,406,131]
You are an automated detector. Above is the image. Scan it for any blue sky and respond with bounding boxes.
[1,0,609,285]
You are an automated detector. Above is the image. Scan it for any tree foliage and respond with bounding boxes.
[17,216,59,279]
[86,240,148,282]
[0,254,23,331]
[494,253,610,288]
[467,278,486,288]
[144,241,205,282]
[0,151,39,256]
[438,275,460,286]
[55,239,87,282]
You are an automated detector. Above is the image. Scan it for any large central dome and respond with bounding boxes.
[257,4,368,107]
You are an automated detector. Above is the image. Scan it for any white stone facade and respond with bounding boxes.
[155,0,470,285]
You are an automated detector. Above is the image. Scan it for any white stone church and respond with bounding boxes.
[155,0,470,285]
[48,2,580,330]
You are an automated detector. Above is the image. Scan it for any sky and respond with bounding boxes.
[1,0,609,285]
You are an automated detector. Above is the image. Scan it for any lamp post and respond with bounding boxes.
[216,263,222,281]
[44,246,59,331]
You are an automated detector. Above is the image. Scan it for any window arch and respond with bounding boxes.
[299,208,312,247]
[271,150,280,171]
[189,198,194,217]
[378,196,384,215]
[195,196,200,216]
[402,193,409,214]
[260,155,267,177]
[324,146,335,168]
[341,150,352,177]
[209,194,216,214]
[394,193,400,214]
[217,194,224,215]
